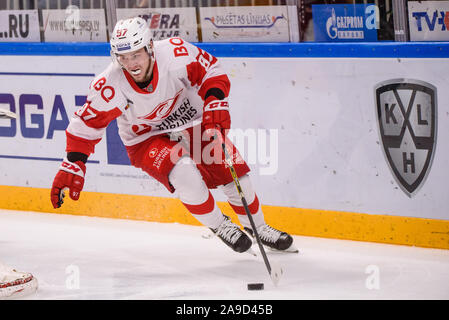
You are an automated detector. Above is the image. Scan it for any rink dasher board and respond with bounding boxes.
[0,43,448,250]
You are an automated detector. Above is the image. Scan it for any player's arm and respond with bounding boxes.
[50,75,125,208]
[182,41,231,134]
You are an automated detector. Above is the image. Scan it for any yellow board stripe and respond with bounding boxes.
[0,185,448,249]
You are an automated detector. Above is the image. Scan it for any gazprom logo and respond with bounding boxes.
[326,8,338,39]
[315,4,379,41]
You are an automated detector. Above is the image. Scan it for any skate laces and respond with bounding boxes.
[257,225,281,244]
[216,218,242,244]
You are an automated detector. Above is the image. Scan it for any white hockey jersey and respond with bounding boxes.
[66,38,230,155]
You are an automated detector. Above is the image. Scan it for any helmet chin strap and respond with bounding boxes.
[144,55,155,82]
[143,42,155,82]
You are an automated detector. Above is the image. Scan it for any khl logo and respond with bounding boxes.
[375,79,437,197]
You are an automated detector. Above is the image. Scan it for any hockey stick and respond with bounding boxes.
[218,133,283,286]
[0,108,17,119]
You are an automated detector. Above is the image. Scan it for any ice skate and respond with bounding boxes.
[244,224,298,253]
[210,215,253,253]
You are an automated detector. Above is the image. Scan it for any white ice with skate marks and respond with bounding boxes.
[1,209,449,299]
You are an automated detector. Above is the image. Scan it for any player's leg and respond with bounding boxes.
[220,174,296,252]
[0,262,38,299]
[168,156,252,253]
[193,129,296,252]
[126,134,252,253]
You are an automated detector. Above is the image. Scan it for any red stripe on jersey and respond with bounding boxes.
[198,75,231,101]
[182,191,215,215]
[186,49,219,88]
[65,131,101,156]
[229,195,260,215]
[186,60,207,87]
[123,61,159,94]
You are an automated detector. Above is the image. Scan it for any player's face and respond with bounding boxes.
[117,47,152,82]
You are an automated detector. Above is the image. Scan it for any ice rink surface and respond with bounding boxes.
[1,209,449,300]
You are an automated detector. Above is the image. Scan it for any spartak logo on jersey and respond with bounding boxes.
[138,89,183,123]
[375,79,437,197]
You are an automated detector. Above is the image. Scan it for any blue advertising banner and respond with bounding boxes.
[312,4,378,42]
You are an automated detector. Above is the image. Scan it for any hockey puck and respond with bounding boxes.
[247,283,264,290]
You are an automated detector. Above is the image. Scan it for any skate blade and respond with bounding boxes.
[201,231,214,239]
[245,247,257,257]
[268,243,299,254]
[202,232,258,256]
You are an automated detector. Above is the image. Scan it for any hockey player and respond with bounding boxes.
[50,17,296,254]
[0,109,38,299]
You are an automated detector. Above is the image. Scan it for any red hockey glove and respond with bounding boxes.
[50,158,86,209]
[202,97,230,136]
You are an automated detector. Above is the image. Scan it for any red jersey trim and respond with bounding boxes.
[66,131,101,156]
[123,61,159,94]
[198,74,231,101]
